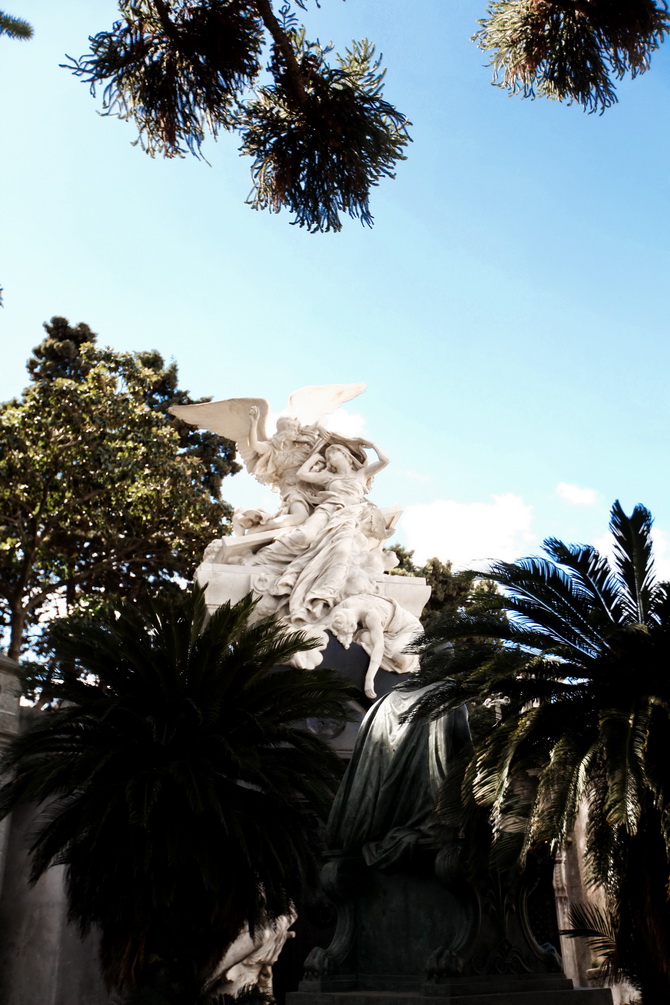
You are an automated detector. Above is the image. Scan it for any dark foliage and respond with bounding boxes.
[0,9,33,39]
[477,0,670,112]
[66,0,263,157]
[0,587,354,999]
[407,501,670,1001]
[63,0,409,232]
[240,34,410,232]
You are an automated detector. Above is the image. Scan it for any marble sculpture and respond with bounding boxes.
[170,384,427,699]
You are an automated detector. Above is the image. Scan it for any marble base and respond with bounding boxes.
[196,562,431,620]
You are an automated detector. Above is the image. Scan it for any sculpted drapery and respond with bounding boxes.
[170,384,424,697]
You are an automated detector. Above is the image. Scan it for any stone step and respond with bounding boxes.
[288,988,613,1005]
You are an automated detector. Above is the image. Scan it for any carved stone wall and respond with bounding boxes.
[0,652,21,907]
[554,803,638,1005]
[0,703,112,1005]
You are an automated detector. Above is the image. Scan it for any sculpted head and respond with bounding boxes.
[325,444,355,473]
[330,607,358,649]
[274,416,301,437]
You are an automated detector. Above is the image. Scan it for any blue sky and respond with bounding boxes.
[2,0,670,573]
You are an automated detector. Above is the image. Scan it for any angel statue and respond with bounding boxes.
[171,384,424,681]
[170,383,367,539]
[245,435,391,625]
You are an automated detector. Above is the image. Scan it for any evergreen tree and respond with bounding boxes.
[477,0,669,112]
[0,317,239,662]
[0,9,32,39]
[64,0,410,233]
[387,544,486,629]
[6,2,665,241]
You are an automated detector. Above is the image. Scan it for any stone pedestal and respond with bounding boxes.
[288,849,607,1001]
[289,984,613,1005]
[0,707,113,1005]
[196,562,431,622]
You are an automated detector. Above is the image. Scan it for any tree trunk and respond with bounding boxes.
[8,606,27,662]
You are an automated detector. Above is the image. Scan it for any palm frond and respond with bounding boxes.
[0,584,351,993]
[609,500,657,624]
[562,902,622,983]
[542,539,624,625]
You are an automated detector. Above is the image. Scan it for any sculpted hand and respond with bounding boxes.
[249,405,259,421]
[364,670,378,700]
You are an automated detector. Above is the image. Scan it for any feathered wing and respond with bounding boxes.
[169,397,270,471]
[285,382,366,425]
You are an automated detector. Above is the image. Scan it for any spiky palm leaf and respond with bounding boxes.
[409,501,670,999]
[562,902,629,988]
[0,586,354,999]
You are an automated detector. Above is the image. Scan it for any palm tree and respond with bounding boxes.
[0,586,353,1004]
[411,501,670,1004]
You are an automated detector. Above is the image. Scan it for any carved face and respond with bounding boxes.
[325,445,353,473]
[330,609,358,648]
[274,416,300,438]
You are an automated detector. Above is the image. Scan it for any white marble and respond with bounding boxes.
[206,911,297,998]
[327,594,423,699]
[176,385,431,686]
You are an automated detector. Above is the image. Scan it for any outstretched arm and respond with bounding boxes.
[358,439,389,479]
[362,610,386,699]
[248,405,268,455]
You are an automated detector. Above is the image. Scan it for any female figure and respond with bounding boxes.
[249,439,390,624]
[290,440,389,546]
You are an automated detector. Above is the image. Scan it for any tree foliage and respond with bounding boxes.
[409,501,670,1002]
[387,544,495,629]
[6,1,665,244]
[477,0,670,113]
[0,317,239,662]
[3,0,666,246]
[0,9,32,39]
[64,0,410,233]
[0,587,354,1002]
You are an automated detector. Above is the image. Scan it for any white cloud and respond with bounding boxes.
[556,482,598,506]
[398,493,536,570]
[322,408,366,438]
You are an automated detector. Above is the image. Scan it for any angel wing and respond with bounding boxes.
[169,384,367,482]
[285,383,366,426]
[168,397,272,474]
[169,397,270,443]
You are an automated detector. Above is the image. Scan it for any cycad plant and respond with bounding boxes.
[411,501,670,1003]
[0,587,353,1004]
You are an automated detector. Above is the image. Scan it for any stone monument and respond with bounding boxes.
[288,684,613,1005]
[170,383,429,701]
[172,385,613,1005]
